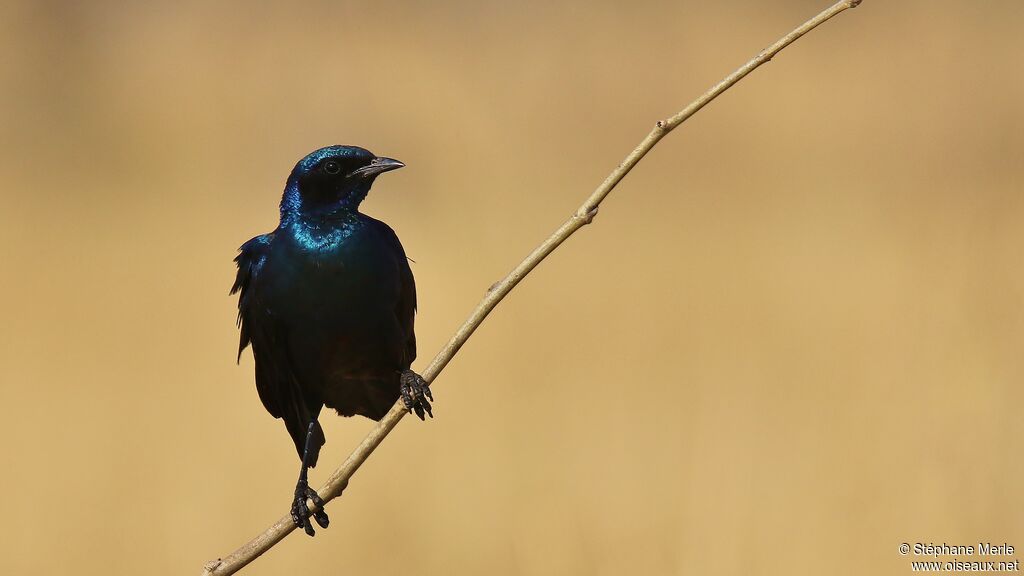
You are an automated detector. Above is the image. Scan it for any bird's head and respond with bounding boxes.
[280,145,405,219]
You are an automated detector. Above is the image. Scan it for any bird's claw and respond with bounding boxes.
[400,370,433,420]
[291,481,329,537]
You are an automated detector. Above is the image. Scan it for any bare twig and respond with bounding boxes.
[201,1,863,573]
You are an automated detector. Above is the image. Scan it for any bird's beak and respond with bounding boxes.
[348,156,406,179]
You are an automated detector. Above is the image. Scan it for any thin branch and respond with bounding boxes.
[201,1,863,573]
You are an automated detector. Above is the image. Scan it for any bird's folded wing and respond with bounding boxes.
[232,233,324,462]
[371,220,418,366]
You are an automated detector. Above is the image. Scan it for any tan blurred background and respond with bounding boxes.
[1,1,1021,574]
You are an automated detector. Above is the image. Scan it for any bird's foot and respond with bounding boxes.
[400,369,433,420]
[291,480,329,537]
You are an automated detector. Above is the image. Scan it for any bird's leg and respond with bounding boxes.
[399,369,433,420]
[291,421,330,537]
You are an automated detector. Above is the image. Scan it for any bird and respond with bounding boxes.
[231,145,432,536]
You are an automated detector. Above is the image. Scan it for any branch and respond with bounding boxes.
[202,1,863,573]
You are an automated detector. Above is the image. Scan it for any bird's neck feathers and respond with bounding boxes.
[279,178,364,252]
[279,176,371,226]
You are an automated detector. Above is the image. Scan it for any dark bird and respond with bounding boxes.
[231,145,432,536]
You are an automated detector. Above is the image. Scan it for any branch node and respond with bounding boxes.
[487,280,501,293]
[579,206,599,225]
[849,0,862,7]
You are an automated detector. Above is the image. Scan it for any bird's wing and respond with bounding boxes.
[231,235,269,360]
[231,233,283,417]
[232,232,324,463]
[398,245,418,366]
[371,219,418,366]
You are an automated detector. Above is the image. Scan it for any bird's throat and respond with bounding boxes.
[285,213,363,255]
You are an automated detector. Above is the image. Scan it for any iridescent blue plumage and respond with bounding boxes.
[232,145,431,536]
[279,145,378,218]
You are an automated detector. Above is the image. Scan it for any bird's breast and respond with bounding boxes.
[264,219,401,320]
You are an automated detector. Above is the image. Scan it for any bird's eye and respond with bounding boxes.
[323,161,341,175]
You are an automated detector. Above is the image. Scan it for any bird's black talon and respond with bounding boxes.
[307,490,329,528]
[400,370,434,419]
[401,387,415,411]
[291,482,328,537]
[313,508,329,529]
